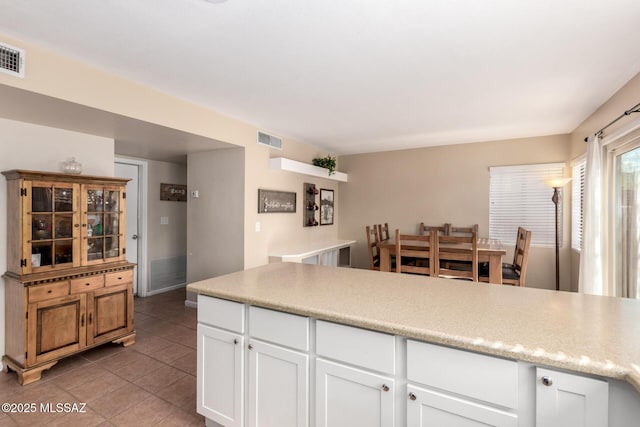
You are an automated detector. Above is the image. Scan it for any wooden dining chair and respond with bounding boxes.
[434,231,478,281]
[377,223,391,242]
[480,227,531,286]
[419,222,448,235]
[395,229,434,275]
[366,225,381,270]
[447,224,479,235]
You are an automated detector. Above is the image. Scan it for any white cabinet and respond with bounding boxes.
[535,367,608,427]
[406,340,518,427]
[407,385,517,427]
[197,324,244,427]
[197,295,246,427]
[248,339,308,427]
[315,321,396,427]
[316,359,395,427]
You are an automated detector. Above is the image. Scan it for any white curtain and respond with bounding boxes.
[579,135,607,295]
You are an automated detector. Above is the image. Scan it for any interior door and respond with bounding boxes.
[114,162,139,295]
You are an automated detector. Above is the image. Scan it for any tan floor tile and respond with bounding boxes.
[164,328,197,349]
[133,364,187,394]
[39,355,91,382]
[89,383,151,420]
[168,350,197,376]
[79,343,127,362]
[67,370,129,402]
[100,350,165,382]
[50,364,111,391]
[155,375,197,412]
[149,342,193,364]
[109,395,175,427]
[129,335,173,357]
[154,406,205,427]
[45,407,106,427]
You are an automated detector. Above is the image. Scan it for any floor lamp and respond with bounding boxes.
[546,178,572,291]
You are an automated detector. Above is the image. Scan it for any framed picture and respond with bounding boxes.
[160,183,187,202]
[258,189,296,213]
[320,188,334,225]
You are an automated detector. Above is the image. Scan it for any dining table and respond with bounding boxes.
[377,237,507,284]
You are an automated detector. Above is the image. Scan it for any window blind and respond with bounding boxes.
[489,163,565,246]
[571,160,586,251]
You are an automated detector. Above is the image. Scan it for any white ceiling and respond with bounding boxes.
[1,0,640,155]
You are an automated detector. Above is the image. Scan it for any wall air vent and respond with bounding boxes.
[257,131,283,150]
[0,42,25,78]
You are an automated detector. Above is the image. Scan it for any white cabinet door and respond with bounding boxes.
[316,359,394,427]
[535,368,608,427]
[197,324,244,427]
[407,385,518,427]
[248,339,309,427]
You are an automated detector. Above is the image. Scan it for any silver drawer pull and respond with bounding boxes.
[233,339,239,344]
[542,376,553,386]
[381,384,389,392]
[408,392,417,401]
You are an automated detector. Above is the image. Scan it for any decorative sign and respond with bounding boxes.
[160,183,187,202]
[258,189,296,213]
[320,188,334,225]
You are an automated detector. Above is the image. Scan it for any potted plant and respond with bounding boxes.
[312,155,337,175]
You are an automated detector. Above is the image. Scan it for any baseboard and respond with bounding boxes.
[185,299,197,309]
[145,282,186,296]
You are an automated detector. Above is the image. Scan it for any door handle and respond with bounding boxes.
[131,234,138,240]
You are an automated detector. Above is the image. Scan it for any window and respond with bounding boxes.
[614,144,640,298]
[571,158,586,251]
[489,163,565,246]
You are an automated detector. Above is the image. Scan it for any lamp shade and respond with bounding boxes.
[546,177,572,188]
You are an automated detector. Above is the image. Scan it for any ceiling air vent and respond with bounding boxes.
[257,131,282,150]
[0,42,25,78]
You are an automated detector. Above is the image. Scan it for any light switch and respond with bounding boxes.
[160,216,169,225]
[191,190,199,199]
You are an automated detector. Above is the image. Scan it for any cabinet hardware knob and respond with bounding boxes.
[47,290,52,294]
[118,277,122,280]
[408,392,417,401]
[382,384,389,392]
[542,376,553,386]
[248,344,253,350]
[81,314,85,327]
[85,283,90,286]
[89,313,92,324]
[74,224,80,228]
[233,339,239,344]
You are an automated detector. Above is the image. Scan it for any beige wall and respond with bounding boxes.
[0,117,115,376]
[147,159,188,260]
[187,148,245,286]
[338,134,572,291]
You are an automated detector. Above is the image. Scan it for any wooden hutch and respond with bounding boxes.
[2,170,135,385]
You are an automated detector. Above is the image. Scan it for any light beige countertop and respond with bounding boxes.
[187,262,640,392]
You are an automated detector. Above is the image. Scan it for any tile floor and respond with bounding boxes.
[0,288,204,426]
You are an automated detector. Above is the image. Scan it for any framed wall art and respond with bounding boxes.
[319,188,334,225]
[258,189,296,213]
[160,183,187,202]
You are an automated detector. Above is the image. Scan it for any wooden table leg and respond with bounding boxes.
[488,254,503,284]
[379,247,391,272]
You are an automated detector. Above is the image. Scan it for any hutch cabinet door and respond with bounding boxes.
[81,184,127,266]
[27,294,87,366]
[22,180,81,274]
[86,283,134,346]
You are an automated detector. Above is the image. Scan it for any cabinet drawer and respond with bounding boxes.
[105,270,133,287]
[28,281,70,303]
[198,295,245,333]
[249,306,309,351]
[316,320,395,374]
[407,340,518,409]
[70,275,105,293]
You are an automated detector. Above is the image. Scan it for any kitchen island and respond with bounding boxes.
[188,262,640,427]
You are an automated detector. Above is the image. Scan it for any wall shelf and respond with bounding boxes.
[269,157,348,182]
